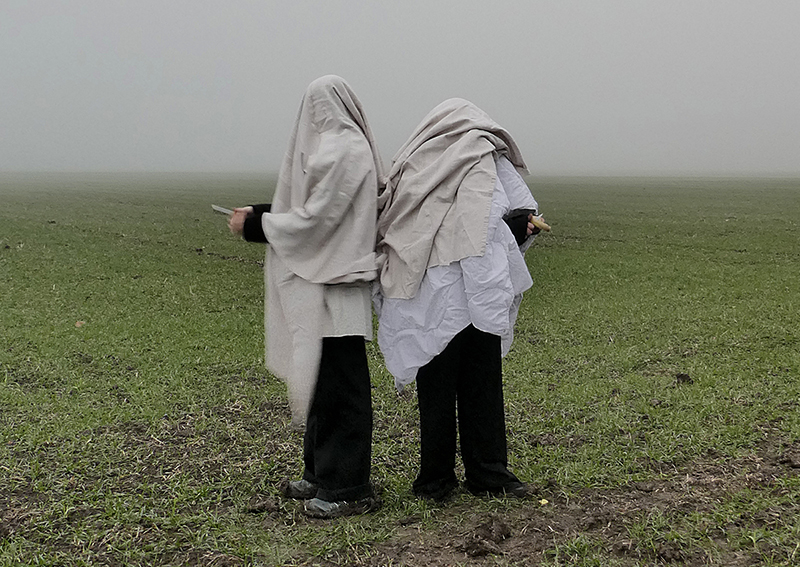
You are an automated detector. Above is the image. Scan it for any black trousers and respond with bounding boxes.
[413,325,520,496]
[301,335,373,502]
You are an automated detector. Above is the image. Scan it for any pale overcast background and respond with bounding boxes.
[2,0,799,176]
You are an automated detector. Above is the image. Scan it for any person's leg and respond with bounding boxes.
[301,397,319,485]
[412,332,462,500]
[302,335,373,502]
[456,326,523,494]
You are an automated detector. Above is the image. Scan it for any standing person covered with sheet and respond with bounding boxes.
[228,75,384,518]
[375,99,543,501]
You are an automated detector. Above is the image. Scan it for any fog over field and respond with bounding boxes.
[2,0,799,176]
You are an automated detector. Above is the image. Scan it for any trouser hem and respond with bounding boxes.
[315,483,373,502]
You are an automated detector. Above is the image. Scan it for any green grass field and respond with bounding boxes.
[1,173,799,566]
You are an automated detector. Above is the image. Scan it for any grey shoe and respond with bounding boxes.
[302,496,380,519]
[278,479,318,500]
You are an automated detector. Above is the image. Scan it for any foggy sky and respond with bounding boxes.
[2,0,799,176]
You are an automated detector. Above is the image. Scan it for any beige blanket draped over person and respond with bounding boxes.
[229,75,383,518]
[261,77,384,428]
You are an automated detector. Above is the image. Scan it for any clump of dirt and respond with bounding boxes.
[457,514,512,557]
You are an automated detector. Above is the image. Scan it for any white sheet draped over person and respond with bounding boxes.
[374,98,543,500]
[228,75,384,517]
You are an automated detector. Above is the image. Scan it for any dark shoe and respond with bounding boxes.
[302,496,380,519]
[278,479,318,500]
[413,478,460,502]
[502,481,534,499]
[469,481,534,499]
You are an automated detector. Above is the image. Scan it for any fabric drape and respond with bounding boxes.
[262,75,384,425]
[376,155,537,389]
[376,98,528,300]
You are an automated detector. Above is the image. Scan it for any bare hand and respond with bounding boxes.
[528,214,550,234]
[228,206,253,235]
[527,214,540,236]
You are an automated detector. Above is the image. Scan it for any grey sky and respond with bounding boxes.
[2,0,799,175]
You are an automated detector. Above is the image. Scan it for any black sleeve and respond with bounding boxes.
[242,206,269,243]
[502,208,536,245]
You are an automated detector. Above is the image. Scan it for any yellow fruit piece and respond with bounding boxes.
[531,216,551,232]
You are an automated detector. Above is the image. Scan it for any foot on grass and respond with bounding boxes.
[468,481,534,499]
[278,479,318,500]
[302,496,380,519]
[413,478,460,502]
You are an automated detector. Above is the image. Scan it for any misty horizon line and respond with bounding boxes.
[2,169,800,180]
